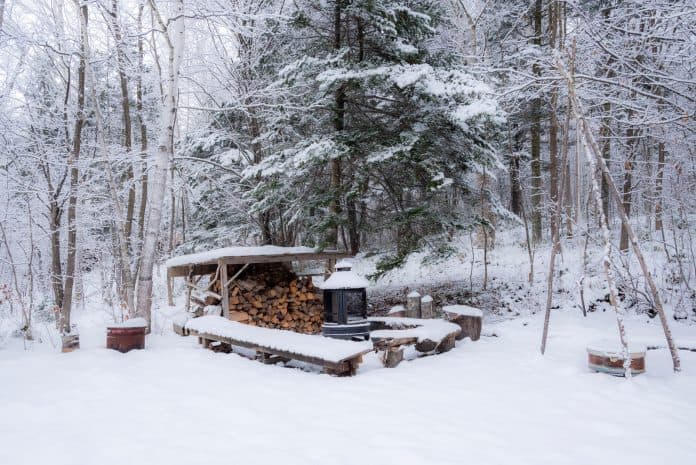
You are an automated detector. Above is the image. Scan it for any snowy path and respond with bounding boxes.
[1,311,695,465]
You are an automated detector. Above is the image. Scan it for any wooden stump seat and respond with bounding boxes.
[442,305,483,341]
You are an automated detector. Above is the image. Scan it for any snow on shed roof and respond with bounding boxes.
[166,245,348,269]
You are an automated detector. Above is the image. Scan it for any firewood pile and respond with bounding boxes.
[203,263,324,334]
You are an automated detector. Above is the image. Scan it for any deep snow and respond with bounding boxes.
[2,228,695,465]
[1,308,695,465]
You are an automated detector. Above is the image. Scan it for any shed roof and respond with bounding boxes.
[166,245,351,277]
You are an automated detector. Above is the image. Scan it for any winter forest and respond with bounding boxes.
[1,1,695,464]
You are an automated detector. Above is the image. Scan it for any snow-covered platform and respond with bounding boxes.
[184,316,372,376]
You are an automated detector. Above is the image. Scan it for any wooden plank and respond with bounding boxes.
[224,262,250,288]
[219,261,230,319]
[168,252,351,279]
[168,264,218,278]
[185,282,222,300]
[187,328,371,371]
[167,276,174,307]
[185,267,193,312]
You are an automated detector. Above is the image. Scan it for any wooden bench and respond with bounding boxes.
[183,316,372,376]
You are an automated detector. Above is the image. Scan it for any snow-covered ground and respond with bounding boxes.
[2,229,695,464]
[1,307,695,465]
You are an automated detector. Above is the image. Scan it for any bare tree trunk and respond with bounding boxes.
[600,102,612,222]
[49,199,64,309]
[81,0,135,317]
[329,0,344,249]
[548,2,559,241]
[559,54,681,373]
[62,2,88,334]
[107,0,137,248]
[136,0,185,326]
[541,121,570,354]
[530,0,543,243]
[562,119,574,237]
[619,127,637,252]
[654,140,666,231]
[508,125,523,216]
[135,0,149,276]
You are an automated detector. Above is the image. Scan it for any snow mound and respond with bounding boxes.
[185,316,371,363]
[388,305,406,315]
[108,318,148,328]
[586,339,647,356]
[442,305,483,318]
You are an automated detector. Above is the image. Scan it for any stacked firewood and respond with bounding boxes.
[209,264,324,334]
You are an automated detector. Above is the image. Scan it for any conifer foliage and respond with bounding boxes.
[185,1,503,272]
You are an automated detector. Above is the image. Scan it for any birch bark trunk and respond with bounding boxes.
[136,0,185,325]
[558,55,681,373]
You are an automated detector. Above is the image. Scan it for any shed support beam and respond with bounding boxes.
[219,261,230,318]
[167,276,174,307]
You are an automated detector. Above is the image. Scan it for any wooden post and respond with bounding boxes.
[325,258,336,279]
[421,295,433,318]
[185,267,193,312]
[406,291,421,318]
[219,261,230,318]
[166,273,174,307]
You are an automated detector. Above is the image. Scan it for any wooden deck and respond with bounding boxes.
[184,325,372,376]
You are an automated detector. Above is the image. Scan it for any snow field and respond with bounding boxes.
[1,309,695,465]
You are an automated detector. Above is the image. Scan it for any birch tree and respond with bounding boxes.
[136,0,185,325]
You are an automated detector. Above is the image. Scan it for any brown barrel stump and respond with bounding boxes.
[107,326,146,353]
[586,342,646,376]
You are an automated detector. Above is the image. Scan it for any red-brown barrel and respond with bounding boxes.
[106,326,146,353]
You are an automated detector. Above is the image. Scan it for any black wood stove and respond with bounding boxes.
[320,261,370,340]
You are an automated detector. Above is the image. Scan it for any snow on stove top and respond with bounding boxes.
[166,245,322,267]
[319,269,370,289]
[368,316,461,343]
[185,316,372,363]
[442,305,483,318]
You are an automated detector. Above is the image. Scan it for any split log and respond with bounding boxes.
[415,339,437,353]
[436,334,456,353]
[381,347,404,368]
[206,263,325,334]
